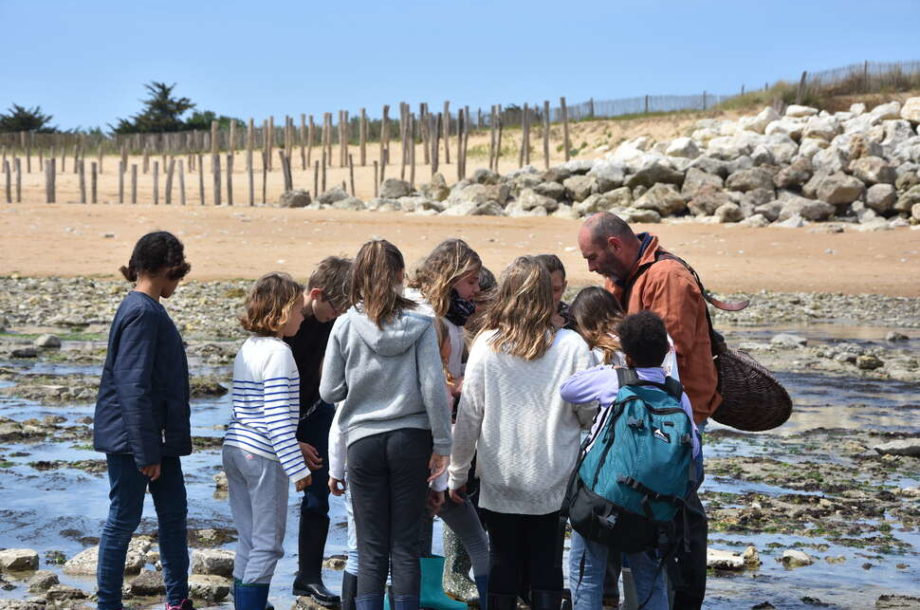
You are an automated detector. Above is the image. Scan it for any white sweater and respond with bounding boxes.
[448,329,596,515]
[224,336,310,483]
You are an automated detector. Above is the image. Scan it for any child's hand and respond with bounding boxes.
[427,453,449,482]
[139,463,161,481]
[449,485,466,504]
[295,475,312,492]
[328,477,346,496]
[426,489,445,515]
[449,377,463,398]
[299,442,323,470]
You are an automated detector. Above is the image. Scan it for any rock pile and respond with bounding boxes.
[286,99,920,228]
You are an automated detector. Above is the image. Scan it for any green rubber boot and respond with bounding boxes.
[421,556,468,610]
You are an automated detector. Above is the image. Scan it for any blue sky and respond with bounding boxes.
[1,0,917,130]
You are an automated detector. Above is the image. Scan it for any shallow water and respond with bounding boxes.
[0,323,918,609]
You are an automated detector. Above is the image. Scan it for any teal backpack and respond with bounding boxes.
[563,368,699,553]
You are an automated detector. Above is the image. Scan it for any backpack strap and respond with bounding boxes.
[617,367,685,402]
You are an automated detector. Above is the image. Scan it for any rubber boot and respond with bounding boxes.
[341,571,358,610]
[292,512,341,607]
[420,556,468,610]
[531,589,563,610]
[474,575,489,610]
[487,594,517,610]
[234,582,270,610]
[441,525,479,602]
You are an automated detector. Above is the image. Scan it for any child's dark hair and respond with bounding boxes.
[616,311,669,368]
[120,231,191,282]
[308,256,352,313]
[570,287,623,364]
[534,254,566,280]
[478,267,497,294]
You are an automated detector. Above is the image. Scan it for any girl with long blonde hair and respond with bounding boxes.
[447,256,595,610]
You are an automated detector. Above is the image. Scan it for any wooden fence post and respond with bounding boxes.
[456,109,464,181]
[262,151,268,203]
[79,160,86,203]
[73,144,80,175]
[409,114,416,188]
[496,109,504,171]
[278,150,292,192]
[359,108,367,166]
[321,150,327,192]
[213,155,221,206]
[91,162,97,204]
[399,103,407,181]
[227,153,234,205]
[153,161,159,204]
[373,161,378,198]
[339,110,348,167]
[420,103,430,165]
[443,101,451,165]
[543,100,550,169]
[15,158,22,202]
[300,113,307,170]
[45,158,56,203]
[560,96,570,161]
[143,145,150,174]
[430,113,440,177]
[307,115,315,168]
[197,154,205,205]
[488,106,496,171]
[131,163,138,204]
[97,145,103,175]
[519,103,529,167]
[248,148,255,206]
[247,118,255,171]
[380,105,390,168]
[313,160,319,201]
[178,160,186,206]
[229,120,237,156]
[24,132,31,173]
[3,160,9,203]
[268,116,275,171]
[165,158,176,204]
[348,153,356,196]
[118,161,125,202]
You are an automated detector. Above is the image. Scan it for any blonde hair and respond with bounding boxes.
[481,256,555,360]
[570,286,624,365]
[410,239,482,317]
[240,272,304,336]
[434,317,456,385]
[349,239,415,328]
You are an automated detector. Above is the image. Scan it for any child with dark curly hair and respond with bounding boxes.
[94,231,194,610]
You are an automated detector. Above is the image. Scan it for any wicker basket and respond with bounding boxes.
[711,344,793,431]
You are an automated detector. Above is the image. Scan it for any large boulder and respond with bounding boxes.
[380,178,412,199]
[191,549,234,578]
[715,202,744,223]
[802,116,839,141]
[331,196,366,211]
[624,161,684,189]
[725,167,775,193]
[64,540,149,575]
[750,145,774,166]
[785,105,819,118]
[0,549,39,571]
[278,189,311,208]
[563,175,596,202]
[707,133,760,159]
[633,183,686,216]
[534,181,566,201]
[447,183,509,207]
[687,156,733,178]
[665,137,701,158]
[518,188,559,213]
[849,156,896,185]
[419,173,450,201]
[189,574,232,603]
[765,118,806,140]
[778,194,836,221]
[129,570,166,596]
[765,134,799,164]
[316,186,349,205]
[754,200,784,222]
[870,101,902,121]
[774,157,814,188]
[739,106,780,134]
[894,185,920,214]
[622,208,661,224]
[865,184,897,214]
[803,172,865,205]
[883,120,915,147]
[398,196,444,213]
[902,97,920,123]
[798,137,829,159]
[472,168,501,185]
[812,146,849,174]
[681,167,724,199]
[587,161,627,193]
[688,185,731,216]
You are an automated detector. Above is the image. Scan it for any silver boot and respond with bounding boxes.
[442,524,479,603]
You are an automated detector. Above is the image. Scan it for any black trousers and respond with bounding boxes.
[671,488,708,609]
[296,402,335,516]
[482,509,565,594]
[347,428,432,597]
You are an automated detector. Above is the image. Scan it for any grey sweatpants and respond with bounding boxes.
[222,445,290,584]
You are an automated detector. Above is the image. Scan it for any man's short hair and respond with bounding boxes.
[308,256,352,312]
[616,310,670,367]
[585,212,635,245]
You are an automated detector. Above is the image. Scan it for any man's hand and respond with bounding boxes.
[427,489,446,515]
[139,463,161,481]
[427,453,449,483]
[328,477,346,496]
[449,485,466,504]
[295,475,313,492]
[299,442,323,470]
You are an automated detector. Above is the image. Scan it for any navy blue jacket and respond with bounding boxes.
[94,291,192,467]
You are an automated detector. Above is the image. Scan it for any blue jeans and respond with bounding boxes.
[568,531,668,610]
[97,454,189,609]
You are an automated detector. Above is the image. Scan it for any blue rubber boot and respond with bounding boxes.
[234,582,270,610]
[420,556,468,610]
[475,575,489,610]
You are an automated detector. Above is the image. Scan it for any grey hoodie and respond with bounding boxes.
[319,306,452,455]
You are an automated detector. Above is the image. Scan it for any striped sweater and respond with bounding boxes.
[224,336,310,483]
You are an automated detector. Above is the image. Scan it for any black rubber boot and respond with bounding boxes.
[292,512,341,607]
[341,571,357,610]
[487,594,517,610]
